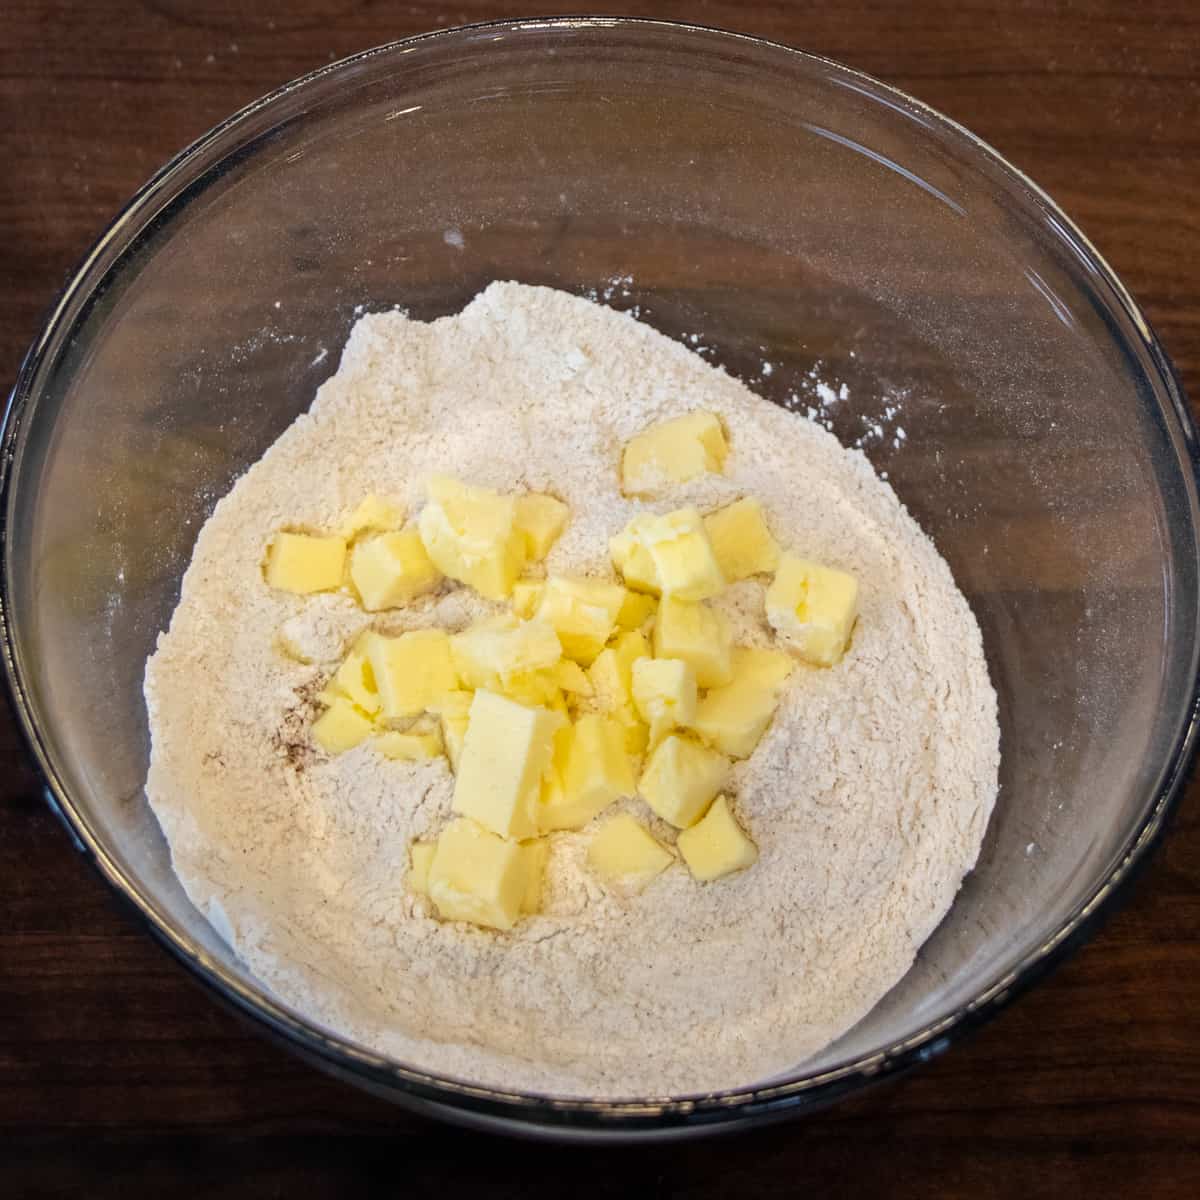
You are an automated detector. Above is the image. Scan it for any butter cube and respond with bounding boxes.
[587,813,673,894]
[375,726,443,761]
[349,530,441,610]
[265,532,347,594]
[621,411,729,496]
[689,646,795,759]
[331,647,380,716]
[519,839,550,914]
[535,576,626,665]
[408,840,436,895]
[451,618,562,688]
[609,526,661,594]
[638,734,730,829]
[499,669,563,710]
[341,494,404,539]
[653,598,733,688]
[554,659,593,696]
[704,497,781,581]
[511,580,545,619]
[630,508,726,601]
[453,690,565,839]
[427,817,528,931]
[616,589,657,632]
[539,716,634,831]
[676,795,758,882]
[366,629,458,720]
[430,690,473,772]
[631,656,697,747]
[588,633,651,755]
[514,493,570,560]
[418,475,526,600]
[311,697,374,755]
[766,554,859,667]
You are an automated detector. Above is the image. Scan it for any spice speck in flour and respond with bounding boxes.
[143,282,999,1097]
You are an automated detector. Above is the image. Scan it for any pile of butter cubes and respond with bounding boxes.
[263,410,859,932]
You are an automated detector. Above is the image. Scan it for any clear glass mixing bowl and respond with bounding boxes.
[3,18,1197,1140]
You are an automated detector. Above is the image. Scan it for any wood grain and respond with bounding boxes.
[1,2,1198,1195]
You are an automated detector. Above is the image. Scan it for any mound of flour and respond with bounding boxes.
[144,282,999,1098]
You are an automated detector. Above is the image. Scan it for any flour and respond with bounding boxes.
[144,282,999,1098]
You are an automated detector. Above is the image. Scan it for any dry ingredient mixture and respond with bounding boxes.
[144,281,1000,1098]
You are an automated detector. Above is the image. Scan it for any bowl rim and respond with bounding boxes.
[3,14,1198,1139]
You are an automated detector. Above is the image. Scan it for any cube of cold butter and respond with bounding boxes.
[587,813,673,894]
[766,554,859,667]
[653,597,733,688]
[616,589,657,631]
[631,656,697,747]
[514,492,570,561]
[689,646,795,759]
[639,734,730,829]
[451,617,562,689]
[614,509,725,601]
[511,580,545,620]
[375,726,444,761]
[330,646,380,715]
[429,690,473,773]
[427,818,529,931]
[539,716,634,832]
[453,690,564,839]
[609,525,661,594]
[676,796,758,882]
[365,629,459,720]
[704,497,781,581]
[621,411,729,496]
[418,475,526,600]
[408,841,436,895]
[265,532,347,595]
[341,494,405,539]
[535,576,626,665]
[311,697,374,755]
[349,530,441,611]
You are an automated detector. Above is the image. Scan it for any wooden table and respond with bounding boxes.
[2,2,1197,1193]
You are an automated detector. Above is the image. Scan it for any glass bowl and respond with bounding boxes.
[3,17,1197,1140]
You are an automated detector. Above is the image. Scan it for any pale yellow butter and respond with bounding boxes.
[451,617,562,688]
[375,726,443,761]
[631,656,697,747]
[427,817,529,931]
[609,525,661,594]
[417,475,526,600]
[554,659,593,696]
[265,531,347,594]
[535,576,626,665]
[638,733,730,829]
[311,697,374,755]
[704,497,780,581]
[514,492,570,560]
[689,646,795,759]
[341,494,405,539]
[613,509,725,602]
[511,580,545,619]
[653,597,733,688]
[766,554,859,667]
[587,813,673,894]
[331,647,381,716]
[676,795,758,882]
[453,690,565,839]
[408,840,436,895]
[365,629,458,720]
[621,411,728,496]
[349,529,441,611]
[429,689,473,773]
[588,632,650,755]
[616,589,657,632]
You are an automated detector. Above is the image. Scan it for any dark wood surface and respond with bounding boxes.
[2,2,1198,1194]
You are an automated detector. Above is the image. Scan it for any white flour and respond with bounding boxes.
[144,282,999,1098]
